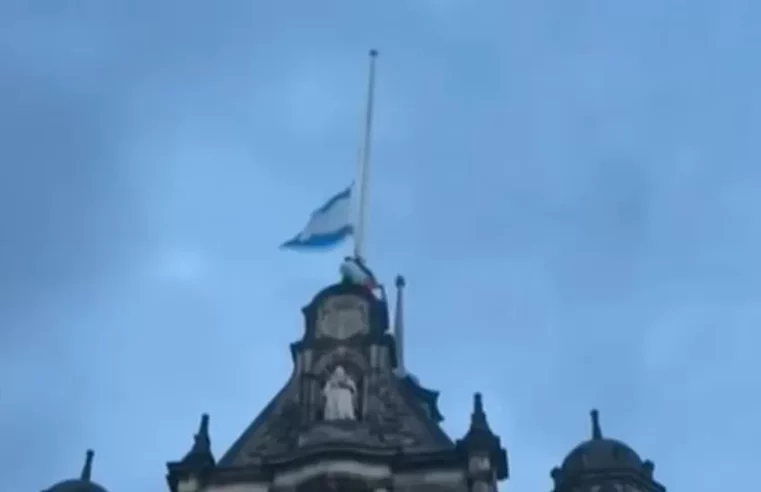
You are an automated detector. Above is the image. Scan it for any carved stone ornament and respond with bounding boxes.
[364,373,425,449]
[469,455,491,472]
[297,421,386,448]
[317,295,370,340]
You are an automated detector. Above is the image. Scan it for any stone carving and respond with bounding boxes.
[232,365,449,465]
[298,421,385,448]
[317,295,369,340]
[469,455,491,472]
[323,366,358,421]
[313,347,369,375]
[364,372,427,449]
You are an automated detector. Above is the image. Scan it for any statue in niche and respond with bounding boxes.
[322,366,358,421]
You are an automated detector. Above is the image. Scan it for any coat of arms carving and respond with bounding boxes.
[316,295,369,340]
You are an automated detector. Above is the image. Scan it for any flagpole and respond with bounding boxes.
[353,49,378,261]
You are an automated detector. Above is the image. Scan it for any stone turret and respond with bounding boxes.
[166,414,216,492]
[456,393,509,492]
[550,410,666,492]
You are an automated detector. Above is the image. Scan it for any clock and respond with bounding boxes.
[316,295,370,340]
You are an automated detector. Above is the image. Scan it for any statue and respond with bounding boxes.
[322,366,358,421]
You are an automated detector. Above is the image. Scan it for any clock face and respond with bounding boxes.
[317,295,369,340]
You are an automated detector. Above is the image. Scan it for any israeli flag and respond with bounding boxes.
[281,185,354,249]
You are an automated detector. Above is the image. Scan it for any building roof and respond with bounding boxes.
[165,278,505,491]
[214,281,454,466]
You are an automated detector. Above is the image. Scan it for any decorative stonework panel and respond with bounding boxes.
[317,295,370,340]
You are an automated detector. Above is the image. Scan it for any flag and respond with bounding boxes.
[281,185,354,249]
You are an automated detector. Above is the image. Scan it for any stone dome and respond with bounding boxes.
[560,434,645,473]
[46,479,108,492]
[551,410,655,485]
[44,450,109,492]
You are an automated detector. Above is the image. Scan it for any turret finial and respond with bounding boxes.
[193,413,211,452]
[590,409,603,439]
[471,392,489,429]
[179,413,216,470]
[80,449,94,481]
[395,275,405,288]
[455,392,508,480]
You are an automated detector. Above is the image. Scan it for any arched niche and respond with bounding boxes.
[312,348,367,422]
[313,347,369,376]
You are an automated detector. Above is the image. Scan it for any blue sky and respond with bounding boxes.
[1,1,760,491]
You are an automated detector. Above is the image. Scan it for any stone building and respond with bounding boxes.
[41,274,667,492]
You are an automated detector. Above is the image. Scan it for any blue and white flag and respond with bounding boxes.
[281,185,354,249]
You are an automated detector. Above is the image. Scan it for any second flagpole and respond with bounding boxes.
[353,49,378,262]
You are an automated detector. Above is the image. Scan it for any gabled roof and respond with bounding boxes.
[217,378,299,466]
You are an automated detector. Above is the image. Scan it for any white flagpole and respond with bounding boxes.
[353,49,378,261]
